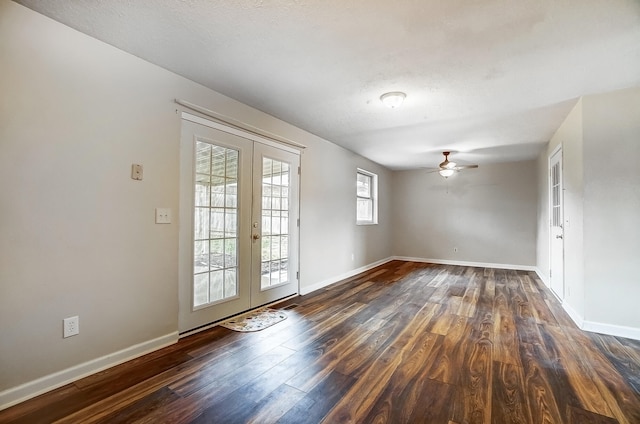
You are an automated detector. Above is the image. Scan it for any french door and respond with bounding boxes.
[179,115,300,333]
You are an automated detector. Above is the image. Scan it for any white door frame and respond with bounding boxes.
[178,112,301,334]
[549,145,564,300]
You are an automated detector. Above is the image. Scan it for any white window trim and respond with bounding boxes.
[356,168,378,225]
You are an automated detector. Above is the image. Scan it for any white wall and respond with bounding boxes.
[0,1,392,400]
[582,87,640,329]
[392,161,537,267]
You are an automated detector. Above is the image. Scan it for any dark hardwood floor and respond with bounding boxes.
[1,261,639,423]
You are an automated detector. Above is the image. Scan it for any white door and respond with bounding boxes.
[250,142,300,308]
[549,147,564,299]
[179,117,300,333]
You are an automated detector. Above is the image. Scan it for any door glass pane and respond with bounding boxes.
[261,156,291,289]
[209,270,224,302]
[212,146,226,176]
[225,269,237,297]
[261,236,271,262]
[210,209,225,238]
[551,162,561,227]
[224,209,237,238]
[194,208,209,240]
[194,240,209,274]
[195,143,211,174]
[226,150,238,178]
[211,177,225,207]
[195,174,210,207]
[194,273,209,306]
[210,238,224,269]
[225,182,237,208]
[193,141,239,308]
[225,238,237,267]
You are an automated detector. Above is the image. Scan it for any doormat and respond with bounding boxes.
[220,308,287,332]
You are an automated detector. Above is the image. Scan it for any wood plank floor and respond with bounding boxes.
[2,261,639,423]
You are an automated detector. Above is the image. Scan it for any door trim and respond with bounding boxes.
[176,100,306,151]
[249,143,300,308]
[548,145,564,299]
[178,115,301,333]
[181,111,303,154]
[178,121,253,332]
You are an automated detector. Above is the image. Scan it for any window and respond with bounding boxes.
[356,169,378,224]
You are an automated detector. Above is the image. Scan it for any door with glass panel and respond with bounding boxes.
[179,118,299,333]
[250,142,299,308]
[549,147,564,299]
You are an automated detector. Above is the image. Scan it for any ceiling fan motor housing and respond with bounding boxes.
[439,152,456,169]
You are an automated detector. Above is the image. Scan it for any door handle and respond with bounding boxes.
[555,234,563,239]
[252,234,261,240]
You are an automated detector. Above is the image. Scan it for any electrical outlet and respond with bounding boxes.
[155,208,171,224]
[63,316,79,338]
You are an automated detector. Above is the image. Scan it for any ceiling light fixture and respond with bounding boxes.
[432,152,478,178]
[439,168,455,178]
[380,91,406,109]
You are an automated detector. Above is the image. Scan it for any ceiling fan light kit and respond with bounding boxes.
[380,91,406,109]
[431,151,479,178]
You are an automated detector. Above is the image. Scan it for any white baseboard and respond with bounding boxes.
[392,256,537,272]
[299,257,394,295]
[300,256,536,297]
[547,284,640,342]
[565,306,640,341]
[582,321,640,341]
[534,267,550,288]
[0,332,179,411]
[561,301,585,328]
[536,274,640,341]
[301,257,640,342]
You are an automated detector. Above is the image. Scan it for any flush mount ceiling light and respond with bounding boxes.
[380,91,406,109]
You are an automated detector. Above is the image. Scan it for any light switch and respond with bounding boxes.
[155,208,171,224]
[131,164,143,180]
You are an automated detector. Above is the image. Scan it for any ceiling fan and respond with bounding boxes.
[429,151,478,178]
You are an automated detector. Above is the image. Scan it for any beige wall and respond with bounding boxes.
[4,0,638,407]
[536,87,640,334]
[392,161,537,267]
[0,1,392,395]
[582,88,640,329]
[537,99,584,315]
[299,140,392,289]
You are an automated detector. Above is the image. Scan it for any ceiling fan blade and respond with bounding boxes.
[423,152,477,175]
[423,168,441,174]
[454,164,478,170]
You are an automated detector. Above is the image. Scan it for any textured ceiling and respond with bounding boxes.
[14,0,640,170]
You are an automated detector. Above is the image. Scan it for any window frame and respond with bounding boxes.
[356,168,378,225]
